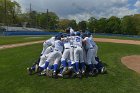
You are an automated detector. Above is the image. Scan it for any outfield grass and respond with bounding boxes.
[0,42,140,93]
[0,36,51,45]
[94,35,140,41]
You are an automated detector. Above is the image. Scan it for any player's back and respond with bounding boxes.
[54,40,64,53]
[84,37,94,49]
[73,36,83,47]
[89,37,96,47]
[45,36,55,46]
[63,37,71,49]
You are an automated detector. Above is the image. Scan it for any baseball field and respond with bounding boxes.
[0,36,140,93]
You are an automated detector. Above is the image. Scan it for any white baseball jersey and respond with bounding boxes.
[41,37,55,54]
[61,37,71,61]
[89,36,98,56]
[73,36,83,47]
[84,37,94,50]
[44,37,55,46]
[54,40,64,53]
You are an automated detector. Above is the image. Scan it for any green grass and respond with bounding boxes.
[0,36,51,45]
[0,42,140,93]
[94,35,140,41]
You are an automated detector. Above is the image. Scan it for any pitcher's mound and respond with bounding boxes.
[121,55,140,74]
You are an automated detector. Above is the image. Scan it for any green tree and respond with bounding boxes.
[121,15,137,35]
[96,18,107,33]
[69,20,77,30]
[106,16,121,34]
[38,12,59,29]
[133,14,140,35]
[58,19,77,30]
[0,0,21,25]
[78,21,87,32]
[87,17,98,33]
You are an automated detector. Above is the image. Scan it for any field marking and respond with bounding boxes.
[0,38,140,50]
[0,40,44,50]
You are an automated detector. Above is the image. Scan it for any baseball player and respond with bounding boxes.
[27,36,56,75]
[73,31,85,78]
[42,35,64,78]
[86,31,106,74]
[83,32,98,76]
[28,36,55,72]
[58,34,72,76]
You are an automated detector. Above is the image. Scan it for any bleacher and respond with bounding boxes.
[1,26,43,32]
[0,26,59,36]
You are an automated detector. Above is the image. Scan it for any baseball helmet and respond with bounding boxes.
[75,31,81,36]
[81,33,86,39]
[55,34,61,40]
[85,31,91,37]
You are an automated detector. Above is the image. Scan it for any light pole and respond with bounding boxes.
[4,0,8,31]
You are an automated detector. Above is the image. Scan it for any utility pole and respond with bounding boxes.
[12,5,15,24]
[46,9,49,29]
[4,0,8,31]
[29,3,32,27]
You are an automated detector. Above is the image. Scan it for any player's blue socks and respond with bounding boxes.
[59,67,63,74]
[61,60,67,67]
[80,62,85,70]
[68,61,71,67]
[75,62,79,73]
[72,63,76,72]
[39,67,44,71]
[43,61,49,69]
[53,64,58,72]
[48,65,54,70]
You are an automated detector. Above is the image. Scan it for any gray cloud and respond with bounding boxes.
[14,0,139,21]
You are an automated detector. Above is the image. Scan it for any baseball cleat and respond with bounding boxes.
[81,70,85,75]
[76,72,82,79]
[89,71,96,77]
[101,67,106,74]
[93,68,99,74]
[71,72,77,78]
[62,67,72,75]
[52,72,58,79]
[27,67,33,75]
[35,64,39,72]
[38,70,46,76]
[46,69,53,77]
[57,73,63,78]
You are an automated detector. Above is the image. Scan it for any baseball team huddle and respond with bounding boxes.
[27,28,106,79]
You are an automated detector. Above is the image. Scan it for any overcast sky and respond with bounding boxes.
[14,0,140,22]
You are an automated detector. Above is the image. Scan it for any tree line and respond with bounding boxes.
[0,0,140,35]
